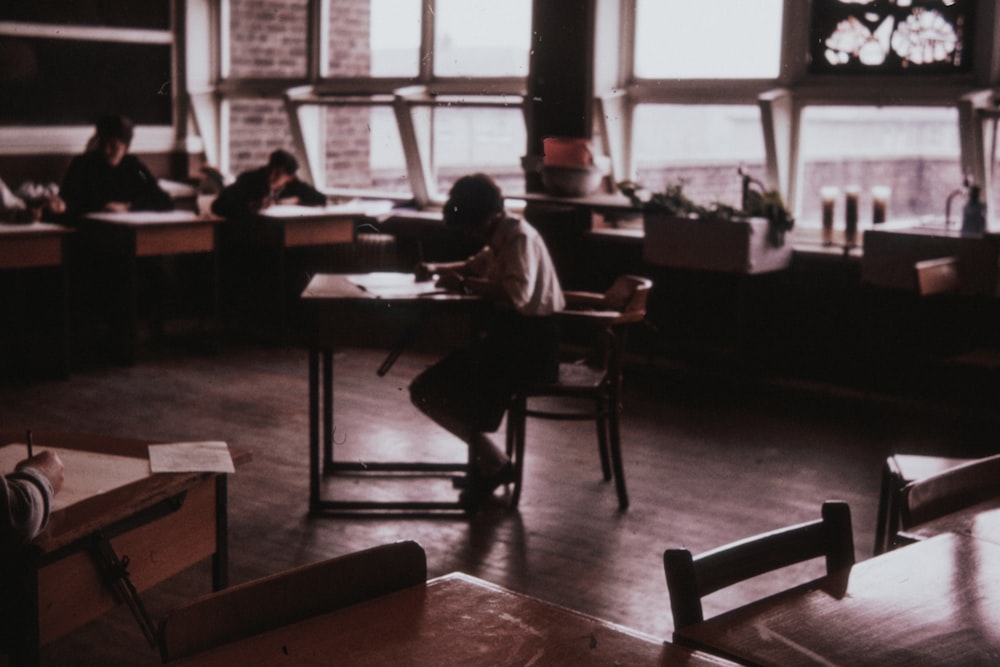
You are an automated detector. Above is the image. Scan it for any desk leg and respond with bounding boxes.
[3,549,41,666]
[309,346,321,513]
[213,474,229,591]
[323,347,333,468]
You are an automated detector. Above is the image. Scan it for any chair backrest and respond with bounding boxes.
[602,274,652,324]
[900,453,1000,529]
[159,540,426,662]
[914,256,960,296]
[663,501,854,630]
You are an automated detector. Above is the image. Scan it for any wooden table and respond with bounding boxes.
[167,572,737,666]
[300,272,481,513]
[675,533,1000,666]
[898,496,1000,546]
[241,205,360,339]
[80,211,222,364]
[0,222,73,377]
[0,431,250,666]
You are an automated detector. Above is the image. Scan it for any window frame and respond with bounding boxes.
[0,7,182,156]
[616,0,1000,222]
[200,0,530,207]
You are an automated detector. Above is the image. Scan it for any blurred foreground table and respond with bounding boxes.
[168,571,737,666]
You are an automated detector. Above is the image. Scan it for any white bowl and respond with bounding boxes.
[542,165,604,197]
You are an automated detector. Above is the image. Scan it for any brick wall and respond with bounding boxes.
[228,0,372,183]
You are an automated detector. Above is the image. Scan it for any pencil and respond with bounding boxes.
[26,429,33,458]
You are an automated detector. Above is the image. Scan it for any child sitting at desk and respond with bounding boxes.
[409,173,565,510]
[210,149,327,219]
[2,450,64,544]
[60,114,174,218]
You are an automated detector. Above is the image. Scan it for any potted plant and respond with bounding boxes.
[620,170,795,274]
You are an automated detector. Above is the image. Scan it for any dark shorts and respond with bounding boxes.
[410,312,559,433]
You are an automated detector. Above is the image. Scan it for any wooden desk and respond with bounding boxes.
[300,272,480,513]
[0,431,250,666]
[80,211,222,364]
[240,205,359,339]
[168,572,737,666]
[675,533,1000,666]
[0,222,73,377]
[899,496,1000,546]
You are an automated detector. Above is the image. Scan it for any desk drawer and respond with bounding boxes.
[36,478,217,644]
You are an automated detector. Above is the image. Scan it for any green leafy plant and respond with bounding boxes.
[618,170,794,247]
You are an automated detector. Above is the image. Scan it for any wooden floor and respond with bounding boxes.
[2,337,998,666]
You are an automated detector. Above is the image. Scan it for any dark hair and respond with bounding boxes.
[443,173,504,228]
[95,114,134,144]
[267,149,299,175]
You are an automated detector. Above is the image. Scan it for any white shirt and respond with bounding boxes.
[467,216,565,316]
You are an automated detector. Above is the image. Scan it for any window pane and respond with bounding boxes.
[0,37,172,126]
[634,0,783,79]
[434,0,531,77]
[326,106,410,193]
[798,107,961,229]
[632,104,767,209]
[228,100,295,177]
[432,107,526,195]
[0,0,169,30]
[229,0,308,78]
[369,0,421,77]
[809,0,974,75]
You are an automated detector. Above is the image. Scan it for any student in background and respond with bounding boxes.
[2,450,64,544]
[409,173,565,510]
[211,149,327,220]
[60,114,173,217]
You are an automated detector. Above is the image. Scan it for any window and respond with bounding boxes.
[798,106,962,229]
[633,0,784,79]
[431,106,526,195]
[326,105,408,191]
[0,3,174,128]
[632,105,768,208]
[809,0,974,75]
[370,0,421,77]
[432,0,531,77]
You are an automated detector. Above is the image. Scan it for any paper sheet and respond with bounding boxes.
[348,272,445,298]
[148,441,235,474]
[0,444,150,511]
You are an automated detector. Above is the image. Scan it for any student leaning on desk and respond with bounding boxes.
[59,114,174,218]
[410,173,565,511]
[1,450,64,544]
[210,149,327,219]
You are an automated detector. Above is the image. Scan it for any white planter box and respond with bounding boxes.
[642,213,793,274]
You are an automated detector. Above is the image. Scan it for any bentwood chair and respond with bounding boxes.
[159,540,426,662]
[505,275,652,511]
[895,453,1000,547]
[663,501,855,630]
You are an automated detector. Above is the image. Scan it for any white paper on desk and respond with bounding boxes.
[148,441,235,474]
[348,272,444,297]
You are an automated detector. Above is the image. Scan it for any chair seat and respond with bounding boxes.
[524,361,608,397]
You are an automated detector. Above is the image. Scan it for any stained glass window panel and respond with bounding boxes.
[809,0,974,74]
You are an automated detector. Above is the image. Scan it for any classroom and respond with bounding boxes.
[2,1,999,665]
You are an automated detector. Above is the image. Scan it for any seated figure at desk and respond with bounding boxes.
[1,450,64,544]
[60,114,174,218]
[0,177,65,223]
[210,149,327,219]
[410,173,565,510]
